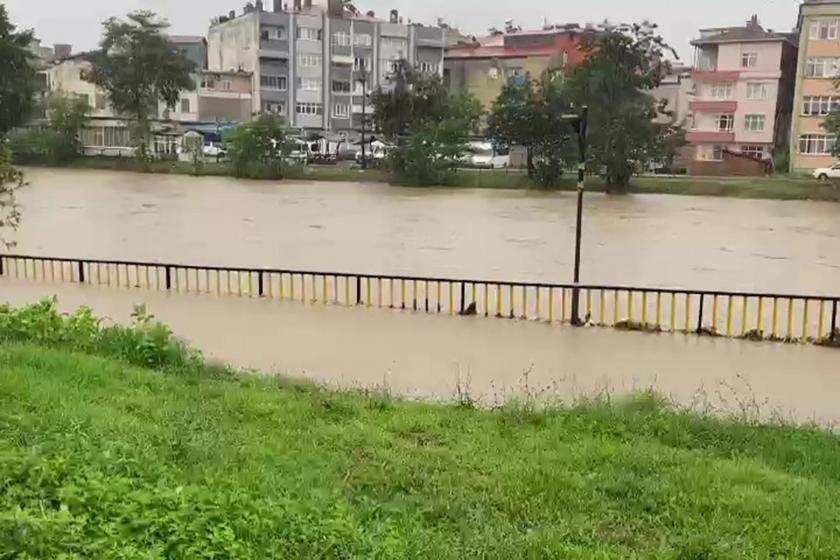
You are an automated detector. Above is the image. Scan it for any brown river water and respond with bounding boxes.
[12,168,840,294]
[3,168,840,424]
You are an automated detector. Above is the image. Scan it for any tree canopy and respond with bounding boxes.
[224,115,287,179]
[86,11,196,160]
[563,22,683,191]
[0,5,35,136]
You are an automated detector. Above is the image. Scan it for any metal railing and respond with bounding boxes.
[1,254,837,346]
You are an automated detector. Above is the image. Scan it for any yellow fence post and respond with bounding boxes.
[726,296,733,337]
[613,290,619,326]
[670,293,677,333]
[484,283,490,317]
[549,288,555,323]
[802,300,810,341]
[786,298,794,339]
[641,292,648,328]
[627,290,633,324]
[655,292,662,330]
[684,293,691,334]
[509,285,515,319]
[536,287,541,321]
[711,295,718,334]
[818,300,826,340]
[741,297,749,337]
[449,282,455,317]
[756,297,764,336]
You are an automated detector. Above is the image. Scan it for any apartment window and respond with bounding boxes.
[381,37,407,51]
[261,26,287,40]
[805,57,840,78]
[354,56,371,71]
[332,32,351,46]
[810,19,840,40]
[180,98,191,113]
[260,75,287,90]
[698,144,724,161]
[716,114,734,132]
[297,27,322,41]
[296,102,323,116]
[741,52,758,69]
[712,145,723,161]
[200,78,215,89]
[744,114,765,132]
[741,145,765,159]
[803,96,838,116]
[799,134,837,155]
[298,77,322,91]
[419,61,438,74]
[333,103,350,118]
[746,82,768,100]
[264,101,286,115]
[710,82,734,100]
[332,80,351,93]
[354,33,373,47]
[298,54,322,67]
[221,80,232,91]
[95,93,106,110]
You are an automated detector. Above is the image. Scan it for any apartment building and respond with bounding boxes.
[207,0,446,134]
[685,17,797,176]
[790,0,840,172]
[45,55,253,155]
[444,25,588,111]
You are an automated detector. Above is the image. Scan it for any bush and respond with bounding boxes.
[224,115,286,180]
[0,299,202,371]
[8,128,77,164]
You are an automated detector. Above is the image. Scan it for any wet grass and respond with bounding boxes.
[2,341,840,558]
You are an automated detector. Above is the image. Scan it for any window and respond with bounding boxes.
[298,77,322,91]
[95,93,106,110]
[180,98,191,113]
[333,103,350,118]
[297,27,322,41]
[296,102,323,116]
[810,19,840,40]
[805,57,840,78]
[799,134,837,155]
[746,82,768,100]
[381,37,407,51]
[741,52,758,68]
[710,82,733,100]
[261,75,287,90]
[261,26,287,40]
[200,78,216,89]
[803,96,838,116]
[221,80,232,91]
[332,32,351,46]
[354,33,372,47]
[81,126,131,147]
[712,145,723,161]
[332,80,351,93]
[715,114,734,132]
[741,145,765,159]
[264,101,285,115]
[353,56,371,71]
[419,61,438,74]
[744,114,766,132]
[697,144,724,161]
[298,54,322,67]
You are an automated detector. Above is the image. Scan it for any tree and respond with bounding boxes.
[487,79,538,173]
[0,142,22,248]
[373,60,482,185]
[86,11,195,162]
[565,22,678,192]
[9,93,91,164]
[0,5,35,136]
[224,115,287,179]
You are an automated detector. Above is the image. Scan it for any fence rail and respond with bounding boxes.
[1,254,837,346]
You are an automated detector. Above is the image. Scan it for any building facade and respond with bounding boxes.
[207,0,446,135]
[790,0,840,172]
[685,17,797,176]
[444,26,588,112]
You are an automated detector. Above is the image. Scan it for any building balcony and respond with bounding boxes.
[688,100,738,113]
[332,54,354,66]
[690,70,740,82]
[686,131,736,143]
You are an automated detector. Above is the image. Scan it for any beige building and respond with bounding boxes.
[790,0,840,172]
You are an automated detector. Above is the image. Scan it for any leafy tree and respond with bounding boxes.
[86,11,195,162]
[9,94,91,164]
[565,22,679,192]
[373,60,482,185]
[487,79,538,173]
[0,142,22,248]
[0,5,35,136]
[224,115,287,179]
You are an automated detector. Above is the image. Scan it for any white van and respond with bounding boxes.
[467,141,510,169]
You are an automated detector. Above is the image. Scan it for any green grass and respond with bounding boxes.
[2,341,840,558]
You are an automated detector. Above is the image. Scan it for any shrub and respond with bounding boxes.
[224,115,286,180]
[0,299,202,371]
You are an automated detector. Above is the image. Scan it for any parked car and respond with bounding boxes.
[812,163,840,181]
[465,141,510,169]
[202,142,226,160]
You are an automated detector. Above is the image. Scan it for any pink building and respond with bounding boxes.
[684,16,798,175]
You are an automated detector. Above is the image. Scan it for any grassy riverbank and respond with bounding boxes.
[2,302,840,557]
[37,157,840,202]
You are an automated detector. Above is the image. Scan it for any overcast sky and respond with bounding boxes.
[5,0,803,61]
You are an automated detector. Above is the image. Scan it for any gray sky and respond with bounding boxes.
[6,0,802,61]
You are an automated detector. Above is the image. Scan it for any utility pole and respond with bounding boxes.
[358,59,368,170]
[563,105,589,326]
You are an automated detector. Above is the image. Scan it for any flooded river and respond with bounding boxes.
[13,168,840,295]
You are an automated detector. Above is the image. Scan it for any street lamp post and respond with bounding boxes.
[562,105,589,326]
[357,61,368,170]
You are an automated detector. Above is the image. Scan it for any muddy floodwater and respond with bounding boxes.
[13,168,840,295]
